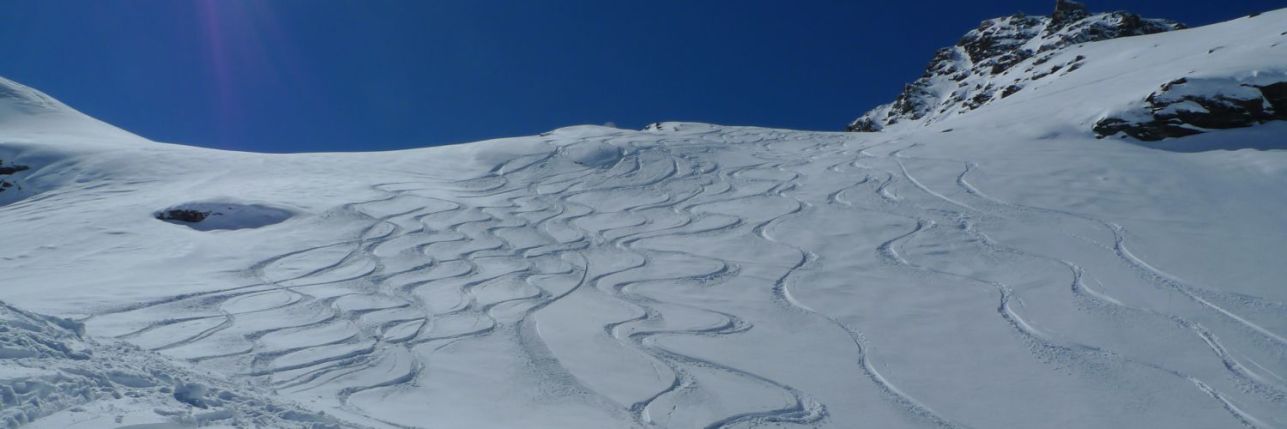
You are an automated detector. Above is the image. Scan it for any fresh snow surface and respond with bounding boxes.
[3,9,1287,429]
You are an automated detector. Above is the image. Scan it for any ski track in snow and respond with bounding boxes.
[4,9,1286,427]
[57,127,1283,428]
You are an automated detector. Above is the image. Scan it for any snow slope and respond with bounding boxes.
[0,301,352,428]
[3,8,1287,429]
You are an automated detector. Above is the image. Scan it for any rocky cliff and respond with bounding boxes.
[849,0,1182,132]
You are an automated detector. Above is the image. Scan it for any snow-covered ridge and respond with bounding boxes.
[0,78,60,116]
[0,77,143,143]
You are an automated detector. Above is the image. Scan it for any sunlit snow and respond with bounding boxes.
[2,8,1286,429]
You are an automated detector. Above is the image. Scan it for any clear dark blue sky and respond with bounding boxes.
[0,1,1277,152]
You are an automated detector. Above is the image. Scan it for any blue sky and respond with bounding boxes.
[0,1,1278,152]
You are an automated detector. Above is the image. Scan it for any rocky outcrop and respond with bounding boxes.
[848,1,1181,132]
[155,208,210,223]
[1050,0,1089,29]
[0,160,28,194]
[0,160,27,175]
[155,202,294,231]
[1094,77,1287,140]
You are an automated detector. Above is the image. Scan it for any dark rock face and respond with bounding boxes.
[1094,77,1287,141]
[0,161,28,175]
[848,1,1182,132]
[1092,118,1202,141]
[156,209,210,223]
[958,14,1045,75]
[1260,82,1287,113]
[154,202,293,231]
[1051,0,1089,29]
[0,159,29,194]
[847,117,883,133]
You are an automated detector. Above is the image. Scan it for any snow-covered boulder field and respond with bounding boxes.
[1,6,1286,429]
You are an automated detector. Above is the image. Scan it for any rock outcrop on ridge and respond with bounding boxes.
[848,0,1181,132]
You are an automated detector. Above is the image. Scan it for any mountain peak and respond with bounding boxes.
[848,2,1182,132]
[1051,0,1089,27]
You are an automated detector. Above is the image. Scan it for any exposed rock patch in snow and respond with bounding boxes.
[0,160,27,176]
[155,202,294,231]
[0,159,27,198]
[1095,74,1287,140]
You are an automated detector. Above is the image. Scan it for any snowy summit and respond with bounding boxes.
[2,4,1287,429]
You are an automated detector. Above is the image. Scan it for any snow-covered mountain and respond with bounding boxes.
[2,7,1287,429]
[848,1,1285,142]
